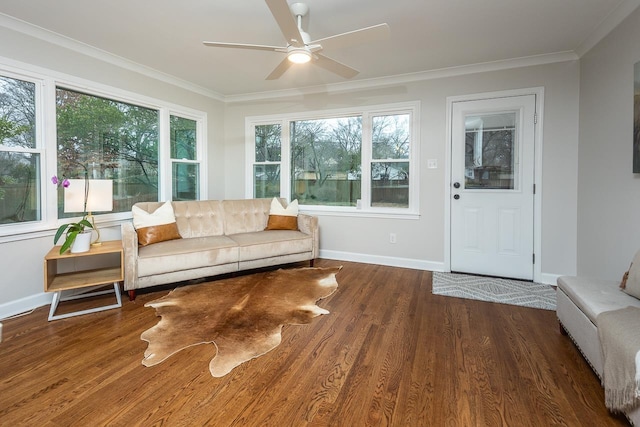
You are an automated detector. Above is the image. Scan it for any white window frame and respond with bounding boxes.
[245,101,420,218]
[165,110,207,201]
[247,120,284,200]
[0,61,208,241]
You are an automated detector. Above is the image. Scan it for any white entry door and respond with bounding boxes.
[450,94,536,280]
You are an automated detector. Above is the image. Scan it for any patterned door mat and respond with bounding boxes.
[432,271,556,310]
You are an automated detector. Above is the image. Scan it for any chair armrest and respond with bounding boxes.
[121,222,139,291]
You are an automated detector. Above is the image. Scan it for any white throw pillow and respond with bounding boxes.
[132,201,177,228]
[265,198,299,230]
[132,202,181,246]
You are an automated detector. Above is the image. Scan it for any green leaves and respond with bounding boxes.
[54,218,93,254]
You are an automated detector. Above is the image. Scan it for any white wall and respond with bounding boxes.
[224,61,581,280]
[578,7,640,280]
[0,26,225,317]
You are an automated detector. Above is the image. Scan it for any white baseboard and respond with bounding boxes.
[0,257,560,320]
[0,292,52,320]
[320,249,445,272]
[539,273,562,286]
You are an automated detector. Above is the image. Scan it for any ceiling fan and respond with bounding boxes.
[203,0,390,80]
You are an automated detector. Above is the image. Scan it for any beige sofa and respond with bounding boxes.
[121,198,318,300]
[557,276,640,425]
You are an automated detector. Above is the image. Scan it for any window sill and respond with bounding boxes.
[300,206,420,220]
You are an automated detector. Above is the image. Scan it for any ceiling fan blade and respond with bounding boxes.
[312,23,390,51]
[203,41,283,52]
[265,0,305,47]
[314,54,359,79]
[266,57,293,80]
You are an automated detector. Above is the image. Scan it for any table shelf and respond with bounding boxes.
[44,240,124,321]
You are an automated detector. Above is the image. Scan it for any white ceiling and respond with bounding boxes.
[0,0,638,99]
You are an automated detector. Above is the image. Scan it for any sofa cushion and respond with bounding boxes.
[222,199,272,235]
[138,235,238,277]
[171,200,225,238]
[557,276,640,324]
[621,250,640,300]
[228,230,312,261]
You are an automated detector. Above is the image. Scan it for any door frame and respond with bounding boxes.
[444,87,544,283]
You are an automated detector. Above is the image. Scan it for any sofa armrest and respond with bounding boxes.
[297,213,319,259]
[121,222,139,291]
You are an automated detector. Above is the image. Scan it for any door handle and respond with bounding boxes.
[453,182,460,189]
[454,194,460,200]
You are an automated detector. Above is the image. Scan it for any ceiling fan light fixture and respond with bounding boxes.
[287,49,311,64]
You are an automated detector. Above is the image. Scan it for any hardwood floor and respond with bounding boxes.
[0,260,629,426]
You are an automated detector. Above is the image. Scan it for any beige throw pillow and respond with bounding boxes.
[621,250,640,299]
[265,198,299,231]
[132,202,182,246]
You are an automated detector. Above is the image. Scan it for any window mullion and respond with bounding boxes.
[159,108,171,201]
[361,113,372,209]
[281,120,290,200]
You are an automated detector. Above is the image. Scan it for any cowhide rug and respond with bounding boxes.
[141,266,341,377]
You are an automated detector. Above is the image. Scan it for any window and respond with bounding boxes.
[56,88,159,217]
[170,115,200,200]
[252,123,281,199]
[0,75,41,225]
[291,116,362,206]
[0,64,208,239]
[247,102,419,215]
[371,113,410,208]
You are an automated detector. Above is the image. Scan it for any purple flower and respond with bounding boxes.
[51,175,71,188]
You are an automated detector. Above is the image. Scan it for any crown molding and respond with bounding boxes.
[575,0,640,57]
[0,12,225,101]
[225,51,578,103]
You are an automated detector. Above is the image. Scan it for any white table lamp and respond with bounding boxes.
[64,179,113,245]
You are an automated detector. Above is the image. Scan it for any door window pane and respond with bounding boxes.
[56,88,159,216]
[464,112,517,190]
[290,117,362,206]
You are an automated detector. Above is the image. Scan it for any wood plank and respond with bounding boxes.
[0,260,630,426]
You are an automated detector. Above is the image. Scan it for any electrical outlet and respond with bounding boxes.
[389,233,397,244]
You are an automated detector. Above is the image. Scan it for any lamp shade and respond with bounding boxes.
[64,179,113,213]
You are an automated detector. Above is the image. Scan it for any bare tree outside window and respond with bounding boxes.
[290,117,362,206]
